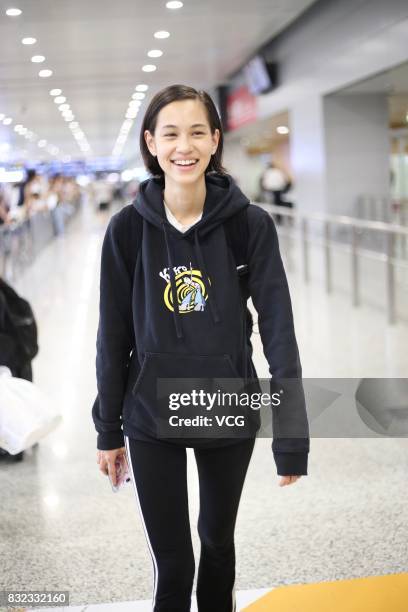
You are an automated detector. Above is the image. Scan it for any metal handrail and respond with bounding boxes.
[254,201,408,235]
[0,202,80,282]
[253,201,408,324]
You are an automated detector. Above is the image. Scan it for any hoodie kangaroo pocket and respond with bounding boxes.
[129,351,258,440]
[132,351,242,400]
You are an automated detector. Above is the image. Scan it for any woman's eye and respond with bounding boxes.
[164,132,204,137]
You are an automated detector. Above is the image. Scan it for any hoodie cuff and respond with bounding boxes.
[273,451,308,476]
[97,430,125,451]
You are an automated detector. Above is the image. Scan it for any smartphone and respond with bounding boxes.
[109,453,131,493]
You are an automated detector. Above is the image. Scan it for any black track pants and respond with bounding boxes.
[124,435,256,612]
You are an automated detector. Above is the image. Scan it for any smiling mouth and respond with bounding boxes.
[171,159,199,166]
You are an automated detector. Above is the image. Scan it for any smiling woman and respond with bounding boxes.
[140,84,226,179]
[140,85,227,223]
[93,83,309,612]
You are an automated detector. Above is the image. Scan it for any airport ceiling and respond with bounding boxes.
[0,0,316,166]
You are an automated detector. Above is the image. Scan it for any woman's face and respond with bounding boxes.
[144,99,220,185]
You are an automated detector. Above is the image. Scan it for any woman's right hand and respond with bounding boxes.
[96,447,126,486]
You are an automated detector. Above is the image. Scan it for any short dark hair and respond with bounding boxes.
[139,84,226,177]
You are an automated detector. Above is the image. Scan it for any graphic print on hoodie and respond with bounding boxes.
[159,265,207,313]
[92,172,310,475]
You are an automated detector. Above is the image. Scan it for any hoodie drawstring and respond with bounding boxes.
[161,220,221,341]
[193,227,220,324]
[162,220,183,339]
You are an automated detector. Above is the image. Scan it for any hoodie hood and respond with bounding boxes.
[133,172,249,239]
[132,173,250,340]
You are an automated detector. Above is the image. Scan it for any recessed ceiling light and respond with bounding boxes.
[166,1,183,8]
[54,96,66,104]
[3,117,12,125]
[6,8,22,17]
[59,104,70,111]
[135,84,148,92]
[38,140,47,147]
[69,122,79,129]
[22,37,36,45]
[147,49,163,58]
[14,124,23,132]
[132,92,145,100]
[31,55,45,63]
[64,116,74,121]
[276,125,289,135]
[126,110,138,119]
[50,89,62,96]
[154,30,170,39]
[39,69,52,78]
[142,64,157,72]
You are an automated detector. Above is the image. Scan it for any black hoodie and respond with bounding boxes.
[92,172,310,476]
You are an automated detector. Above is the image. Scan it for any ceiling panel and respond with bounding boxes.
[0,0,317,164]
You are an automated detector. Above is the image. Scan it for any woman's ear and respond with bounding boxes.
[144,130,156,157]
[211,129,220,154]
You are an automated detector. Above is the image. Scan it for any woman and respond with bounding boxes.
[94,84,309,612]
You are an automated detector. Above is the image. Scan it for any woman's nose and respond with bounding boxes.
[176,136,193,152]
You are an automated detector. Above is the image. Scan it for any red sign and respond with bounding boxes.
[226,85,257,131]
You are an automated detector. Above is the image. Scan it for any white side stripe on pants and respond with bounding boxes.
[125,435,159,611]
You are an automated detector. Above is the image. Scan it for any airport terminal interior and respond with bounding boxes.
[0,1,407,611]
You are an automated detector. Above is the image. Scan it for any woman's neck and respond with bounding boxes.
[163,176,206,221]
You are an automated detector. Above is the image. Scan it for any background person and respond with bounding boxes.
[260,161,293,224]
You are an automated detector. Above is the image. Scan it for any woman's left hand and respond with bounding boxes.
[278,475,302,487]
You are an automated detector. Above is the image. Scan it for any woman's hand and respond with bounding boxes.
[278,475,302,487]
[96,447,126,486]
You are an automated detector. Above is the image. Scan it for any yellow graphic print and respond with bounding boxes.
[164,268,210,313]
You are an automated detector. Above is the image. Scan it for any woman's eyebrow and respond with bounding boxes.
[161,123,207,129]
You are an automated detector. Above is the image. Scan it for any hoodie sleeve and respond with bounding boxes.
[247,206,310,476]
[92,210,135,451]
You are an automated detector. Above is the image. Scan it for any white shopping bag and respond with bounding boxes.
[0,367,62,454]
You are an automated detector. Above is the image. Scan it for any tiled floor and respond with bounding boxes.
[1,200,407,610]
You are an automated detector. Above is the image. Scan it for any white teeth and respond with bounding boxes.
[173,159,197,166]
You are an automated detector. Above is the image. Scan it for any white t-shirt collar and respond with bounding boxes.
[163,201,203,233]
